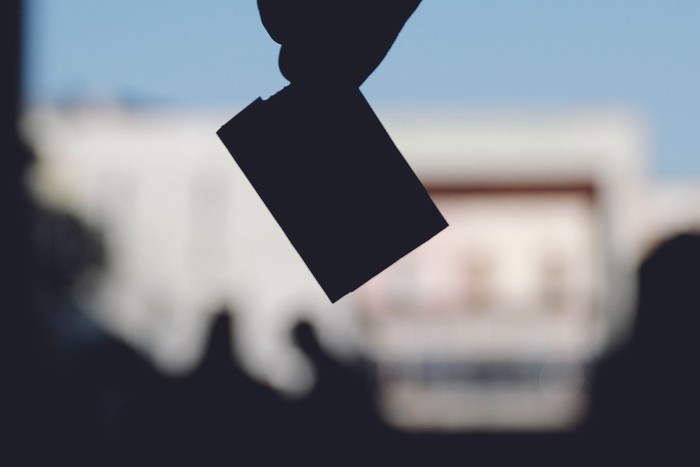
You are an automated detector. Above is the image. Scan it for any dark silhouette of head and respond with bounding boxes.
[632,233,700,353]
[292,319,325,358]
[198,309,237,372]
[582,233,700,464]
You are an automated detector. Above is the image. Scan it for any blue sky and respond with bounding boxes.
[24,0,700,175]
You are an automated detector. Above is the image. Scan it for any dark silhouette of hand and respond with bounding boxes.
[219,0,447,303]
[257,0,421,87]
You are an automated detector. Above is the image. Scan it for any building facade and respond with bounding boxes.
[24,104,699,429]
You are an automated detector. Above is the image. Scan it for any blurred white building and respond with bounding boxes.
[23,103,700,430]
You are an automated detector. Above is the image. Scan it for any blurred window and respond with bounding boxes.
[463,254,492,311]
[540,253,567,312]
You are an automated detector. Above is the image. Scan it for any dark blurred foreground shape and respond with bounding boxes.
[582,233,700,464]
[4,0,45,462]
[8,151,700,466]
[218,0,447,302]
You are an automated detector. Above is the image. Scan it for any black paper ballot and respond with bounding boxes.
[218,86,446,302]
[217,0,446,302]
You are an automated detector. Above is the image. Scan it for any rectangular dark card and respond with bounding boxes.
[217,86,447,302]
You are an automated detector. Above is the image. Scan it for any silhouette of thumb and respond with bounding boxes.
[257,0,421,86]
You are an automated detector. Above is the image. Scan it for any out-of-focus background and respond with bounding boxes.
[6,0,700,465]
